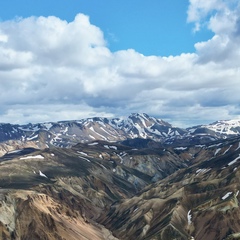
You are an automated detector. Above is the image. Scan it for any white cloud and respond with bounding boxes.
[0,33,8,43]
[0,8,240,127]
[187,0,228,30]
[0,104,115,124]
[189,0,240,67]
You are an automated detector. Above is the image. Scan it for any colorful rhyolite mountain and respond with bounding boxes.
[1,114,240,239]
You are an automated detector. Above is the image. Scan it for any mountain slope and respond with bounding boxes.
[1,136,240,239]
[99,136,240,240]
[0,138,191,239]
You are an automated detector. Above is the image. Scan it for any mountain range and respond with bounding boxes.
[1,113,240,239]
[1,113,240,155]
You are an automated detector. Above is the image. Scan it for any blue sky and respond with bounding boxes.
[0,0,239,127]
[0,0,213,56]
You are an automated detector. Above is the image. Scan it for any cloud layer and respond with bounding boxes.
[0,1,240,127]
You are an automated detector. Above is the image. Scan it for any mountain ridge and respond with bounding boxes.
[1,113,240,156]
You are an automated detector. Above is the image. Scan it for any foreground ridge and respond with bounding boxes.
[0,135,240,239]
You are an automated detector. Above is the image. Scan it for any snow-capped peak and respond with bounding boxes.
[203,119,240,135]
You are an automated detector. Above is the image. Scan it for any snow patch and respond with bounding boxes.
[77,151,88,156]
[133,122,147,138]
[89,135,96,140]
[196,168,211,175]
[63,126,68,134]
[174,147,187,151]
[79,156,90,162]
[26,134,38,141]
[187,210,192,225]
[39,170,48,178]
[214,148,221,156]
[117,154,123,164]
[195,145,205,148]
[208,143,222,148]
[222,192,232,200]
[223,145,232,155]
[228,154,240,166]
[88,142,99,146]
[100,164,107,169]
[236,142,240,151]
[89,127,107,140]
[100,127,116,138]
[109,145,117,150]
[133,208,138,213]
[20,155,44,160]
[7,149,22,154]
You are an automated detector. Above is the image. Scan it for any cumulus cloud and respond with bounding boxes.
[0,6,240,127]
[188,0,240,65]
[187,0,236,32]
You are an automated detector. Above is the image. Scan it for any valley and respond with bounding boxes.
[0,114,240,239]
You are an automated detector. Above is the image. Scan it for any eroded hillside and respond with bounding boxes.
[0,136,240,239]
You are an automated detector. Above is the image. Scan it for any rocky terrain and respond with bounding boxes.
[0,114,240,239]
[100,137,240,239]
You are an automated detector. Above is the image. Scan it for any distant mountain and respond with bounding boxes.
[0,113,186,150]
[188,119,240,137]
[0,113,240,155]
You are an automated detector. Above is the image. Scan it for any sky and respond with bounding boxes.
[0,0,240,127]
